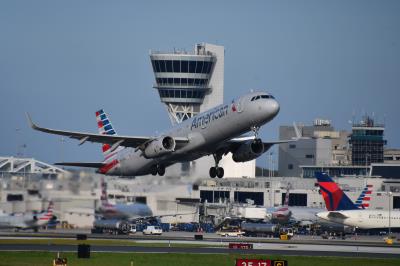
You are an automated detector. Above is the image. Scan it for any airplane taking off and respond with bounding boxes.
[27,91,289,178]
[0,201,54,232]
[316,172,400,231]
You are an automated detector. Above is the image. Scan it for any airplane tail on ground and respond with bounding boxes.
[95,109,123,158]
[38,201,54,222]
[100,177,109,206]
[315,172,359,211]
[355,184,373,209]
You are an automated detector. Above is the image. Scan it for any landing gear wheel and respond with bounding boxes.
[157,165,165,176]
[251,125,260,138]
[216,167,224,178]
[210,152,223,178]
[209,167,217,178]
[150,165,158,176]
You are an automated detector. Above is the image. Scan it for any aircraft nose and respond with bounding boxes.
[316,212,326,219]
[268,99,280,117]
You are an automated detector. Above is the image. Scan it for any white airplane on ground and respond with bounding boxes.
[28,91,290,178]
[269,181,372,226]
[97,177,153,220]
[316,172,400,231]
[0,201,54,232]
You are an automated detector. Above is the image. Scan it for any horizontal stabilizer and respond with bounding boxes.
[54,162,105,168]
[327,211,349,219]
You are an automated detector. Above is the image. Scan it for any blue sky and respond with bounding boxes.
[0,0,399,167]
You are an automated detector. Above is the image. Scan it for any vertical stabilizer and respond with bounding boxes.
[95,109,123,157]
[355,184,373,209]
[315,172,358,211]
[100,177,110,207]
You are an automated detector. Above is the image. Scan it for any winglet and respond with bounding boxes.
[293,122,301,139]
[25,112,38,130]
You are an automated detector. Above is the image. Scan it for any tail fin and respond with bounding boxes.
[315,172,358,211]
[100,177,109,206]
[95,109,121,156]
[355,184,373,209]
[39,201,54,222]
[283,183,290,206]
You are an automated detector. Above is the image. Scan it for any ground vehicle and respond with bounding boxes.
[91,219,136,235]
[241,222,278,237]
[143,225,162,235]
[279,227,294,240]
[216,228,244,237]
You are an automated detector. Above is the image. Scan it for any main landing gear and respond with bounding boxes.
[150,164,165,176]
[209,153,224,178]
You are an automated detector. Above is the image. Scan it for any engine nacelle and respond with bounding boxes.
[143,136,176,158]
[232,139,264,162]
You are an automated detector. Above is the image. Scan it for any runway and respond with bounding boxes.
[1,230,399,248]
[0,243,399,259]
[0,229,399,258]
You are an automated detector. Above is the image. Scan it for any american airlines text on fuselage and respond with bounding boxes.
[190,104,231,130]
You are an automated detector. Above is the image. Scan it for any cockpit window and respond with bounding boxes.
[251,94,274,101]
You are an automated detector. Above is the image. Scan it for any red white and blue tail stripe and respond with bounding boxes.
[95,109,122,174]
[95,109,124,159]
[39,201,54,221]
[355,184,373,209]
[96,109,117,156]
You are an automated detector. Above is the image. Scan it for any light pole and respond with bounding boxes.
[388,191,392,235]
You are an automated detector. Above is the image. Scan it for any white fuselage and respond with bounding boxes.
[99,203,153,220]
[104,91,280,176]
[317,210,400,230]
[0,212,48,230]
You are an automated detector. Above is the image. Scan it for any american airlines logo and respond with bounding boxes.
[191,105,229,130]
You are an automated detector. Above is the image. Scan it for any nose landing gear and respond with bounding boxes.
[209,153,224,178]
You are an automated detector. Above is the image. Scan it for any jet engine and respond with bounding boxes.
[144,136,176,158]
[232,139,264,162]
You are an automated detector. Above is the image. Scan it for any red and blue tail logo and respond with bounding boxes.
[95,109,117,156]
[355,184,373,209]
[316,172,358,211]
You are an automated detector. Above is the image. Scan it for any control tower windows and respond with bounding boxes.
[158,89,206,99]
[195,61,204,73]
[166,60,173,72]
[173,60,180,72]
[181,61,188,72]
[156,78,208,86]
[151,60,214,74]
[159,60,166,72]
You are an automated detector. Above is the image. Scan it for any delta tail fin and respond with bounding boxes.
[315,172,359,211]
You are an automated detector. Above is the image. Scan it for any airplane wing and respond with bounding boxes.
[26,113,189,149]
[54,162,105,168]
[327,212,349,219]
[225,137,297,154]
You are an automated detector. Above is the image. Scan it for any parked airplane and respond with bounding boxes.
[316,172,400,231]
[27,91,289,178]
[97,177,153,220]
[0,201,54,232]
[269,181,372,226]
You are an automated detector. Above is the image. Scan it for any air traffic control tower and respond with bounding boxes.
[150,43,223,123]
[150,43,255,178]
